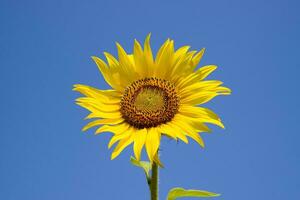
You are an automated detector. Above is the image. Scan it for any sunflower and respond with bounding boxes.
[73,34,231,163]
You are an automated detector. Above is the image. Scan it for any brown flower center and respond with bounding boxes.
[120,77,179,129]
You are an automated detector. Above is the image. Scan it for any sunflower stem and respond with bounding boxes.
[150,161,159,200]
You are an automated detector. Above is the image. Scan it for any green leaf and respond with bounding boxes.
[130,156,151,178]
[167,187,220,200]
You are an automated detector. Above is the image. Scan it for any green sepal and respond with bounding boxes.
[130,156,151,179]
[167,187,220,200]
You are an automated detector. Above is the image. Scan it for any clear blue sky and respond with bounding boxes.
[1,0,299,199]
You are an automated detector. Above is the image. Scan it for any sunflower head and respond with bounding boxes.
[120,77,179,129]
[73,34,231,163]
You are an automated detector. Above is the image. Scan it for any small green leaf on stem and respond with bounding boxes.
[167,187,220,200]
[130,156,152,178]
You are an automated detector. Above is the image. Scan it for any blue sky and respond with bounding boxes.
[1,0,299,199]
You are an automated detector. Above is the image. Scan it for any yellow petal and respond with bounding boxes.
[144,33,154,68]
[82,118,124,132]
[95,123,129,135]
[108,126,132,148]
[180,91,219,105]
[145,128,161,162]
[169,50,195,83]
[76,97,120,112]
[175,114,211,132]
[73,84,121,103]
[111,132,134,160]
[197,65,218,79]
[156,40,174,78]
[190,48,205,70]
[134,39,148,77]
[192,121,211,133]
[158,124,177,140]
[155,39,170,64]
[160,123,188,144]
[115,43,140,84]
[179,80,223,97]
[174,119,205,148]
[179,106,224,128]
[75,102,121,119]
[177,65,218,89]
[91,56,123,90]
[133,128,147,161]
[127,54,135,66]
[104,52,119,67]
[180,106,209,118]
[214,86,232,95]
[173,46,190,63]
[116,43,134,73]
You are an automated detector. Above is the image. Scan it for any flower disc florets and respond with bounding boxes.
[120,77,179,129]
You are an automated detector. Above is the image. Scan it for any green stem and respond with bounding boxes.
[150,161,159,200]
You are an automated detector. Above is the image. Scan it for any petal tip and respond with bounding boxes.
[146,32,151,40]
[111,152,118,160]
[91,56,98,61]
